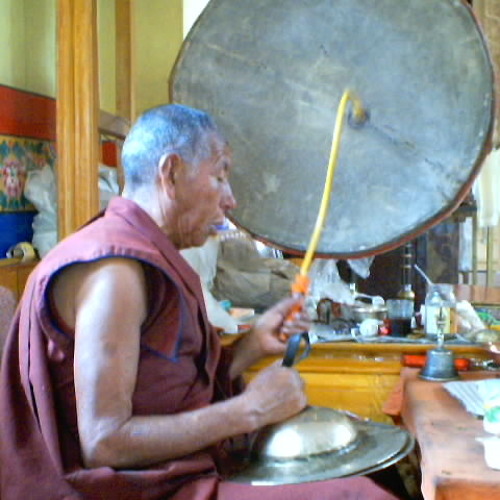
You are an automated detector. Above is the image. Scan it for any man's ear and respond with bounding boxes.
[158,153,183,198]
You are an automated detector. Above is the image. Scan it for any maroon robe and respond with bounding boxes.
[0,198,404,499]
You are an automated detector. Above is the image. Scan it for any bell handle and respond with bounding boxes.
[282,332,311,367]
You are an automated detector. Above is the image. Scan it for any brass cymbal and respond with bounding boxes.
[229,406,414,485]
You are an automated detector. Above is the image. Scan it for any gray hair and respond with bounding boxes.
[121,104,223,190]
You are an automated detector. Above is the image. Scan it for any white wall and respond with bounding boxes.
[183,0,210,37]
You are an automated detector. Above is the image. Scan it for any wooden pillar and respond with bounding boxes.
[57,0,100,239]
[474,0,500,143]
[116,0,136,122]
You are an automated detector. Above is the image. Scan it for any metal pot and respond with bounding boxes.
[341,302,387,323]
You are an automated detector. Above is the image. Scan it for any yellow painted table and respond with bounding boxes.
[223,284,500,423]
[223,336,492,424]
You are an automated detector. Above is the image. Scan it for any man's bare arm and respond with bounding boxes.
[64,258,305,469]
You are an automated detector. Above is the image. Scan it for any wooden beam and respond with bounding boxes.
[99,109,130,140]
[57,0,100,239]
[116,0,136,122]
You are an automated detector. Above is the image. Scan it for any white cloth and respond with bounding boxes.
[181,237,239,334]
[458,217,473,272]
[473,148,500,228]
[445,379,500,417]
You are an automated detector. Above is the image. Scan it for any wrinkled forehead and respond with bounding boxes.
[207,133,233,166]
[209,132,230,153]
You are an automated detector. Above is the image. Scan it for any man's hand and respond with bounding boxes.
[229,296,311,378]
[252,295,311,357]
[240,362,307,429]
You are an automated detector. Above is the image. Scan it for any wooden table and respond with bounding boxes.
[0,259,37,301]
[222,334,492,424]
[220,283,500,426]
[386,368,500,500]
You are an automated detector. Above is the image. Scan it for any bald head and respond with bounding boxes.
[121,104,225,193]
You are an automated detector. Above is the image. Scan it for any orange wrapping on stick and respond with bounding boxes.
[279,275,311,341]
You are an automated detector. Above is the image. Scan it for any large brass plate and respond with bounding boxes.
[171,0,494,258]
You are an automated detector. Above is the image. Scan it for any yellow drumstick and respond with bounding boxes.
[283,89,366,334]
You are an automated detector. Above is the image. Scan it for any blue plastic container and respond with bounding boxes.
[0,211,36,258]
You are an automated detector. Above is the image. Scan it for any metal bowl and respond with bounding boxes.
[341,303,387,323]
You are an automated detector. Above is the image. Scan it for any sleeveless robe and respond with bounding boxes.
[0,198,404,499]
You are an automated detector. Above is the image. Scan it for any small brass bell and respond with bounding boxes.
[420,307,459,381]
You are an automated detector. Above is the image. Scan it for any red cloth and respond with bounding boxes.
[0,198,405,499]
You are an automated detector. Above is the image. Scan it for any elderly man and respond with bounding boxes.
[0,104,405,499]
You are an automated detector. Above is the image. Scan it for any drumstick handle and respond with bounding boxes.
[279,274,311,341]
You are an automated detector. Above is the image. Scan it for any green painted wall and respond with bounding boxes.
[0,0,26,90]
[0,0,56,97]
[99,0,185,115]
[0,0,183,114]
[24,0,57,97]
[98,0,117,114]
[135,0,183,114]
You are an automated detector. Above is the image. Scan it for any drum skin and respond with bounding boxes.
[171,0,495,258]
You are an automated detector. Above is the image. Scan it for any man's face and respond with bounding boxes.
[173,137,237,249]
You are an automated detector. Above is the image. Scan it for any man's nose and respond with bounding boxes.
[222,183,237,211]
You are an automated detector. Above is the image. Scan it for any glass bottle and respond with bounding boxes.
[397,242,415,309]
[424,283,457,337]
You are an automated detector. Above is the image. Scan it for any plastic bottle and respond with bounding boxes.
[424,283,457,336]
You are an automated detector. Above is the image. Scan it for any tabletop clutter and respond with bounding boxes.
[299,252,492,348]
[181,228,498,350]
[182,227,500,474]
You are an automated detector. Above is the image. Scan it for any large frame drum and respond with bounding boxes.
[171,0,495,258]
